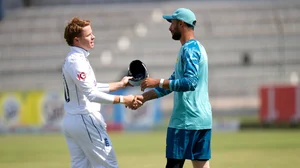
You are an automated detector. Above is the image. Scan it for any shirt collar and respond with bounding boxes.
[70,46,90,57]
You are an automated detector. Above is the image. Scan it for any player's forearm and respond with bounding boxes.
[97,83,110,92]
[98,82,125,92]
[112,95,132,104]
[86,90,133,105]
[86,89,115,104]
[160,79,171,90]
[167,77,198,92]
[142,89,159,103]
[108,82,125,92]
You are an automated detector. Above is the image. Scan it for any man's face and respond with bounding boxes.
[76,25,95,51]
[169,20,181,40]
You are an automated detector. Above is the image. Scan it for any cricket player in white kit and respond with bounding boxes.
[62,17,140,168]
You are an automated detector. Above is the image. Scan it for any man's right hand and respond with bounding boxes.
[126,95,144,110]
[123,95,143,108]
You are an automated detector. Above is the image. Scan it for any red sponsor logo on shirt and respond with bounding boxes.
[77,72,86,81]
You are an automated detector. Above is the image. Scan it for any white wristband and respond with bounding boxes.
[119,96,124,104]
[159,79,164,88]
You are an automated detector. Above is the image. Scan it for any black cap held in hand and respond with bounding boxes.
[127,60,149,86]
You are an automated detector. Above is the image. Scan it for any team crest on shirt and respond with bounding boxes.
[77,72,87,81]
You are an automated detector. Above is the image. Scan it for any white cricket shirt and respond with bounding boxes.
[62,46,115,115]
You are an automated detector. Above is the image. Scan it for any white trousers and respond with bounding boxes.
[62,112,118,168]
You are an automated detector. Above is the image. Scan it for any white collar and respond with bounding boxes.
[70,46,90,57]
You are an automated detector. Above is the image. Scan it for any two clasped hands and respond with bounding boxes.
[120,76,160,110]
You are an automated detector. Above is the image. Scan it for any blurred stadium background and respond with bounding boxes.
[0,0,300,167]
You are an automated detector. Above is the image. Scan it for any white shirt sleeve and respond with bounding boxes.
[68,57,115,104]
[97,83,110,93]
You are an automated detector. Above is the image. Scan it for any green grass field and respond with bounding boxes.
[0,130,300,168]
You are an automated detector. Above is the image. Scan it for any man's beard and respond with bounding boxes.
[172,31,181,40]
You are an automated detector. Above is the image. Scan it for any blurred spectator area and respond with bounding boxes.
[0,0,300,112]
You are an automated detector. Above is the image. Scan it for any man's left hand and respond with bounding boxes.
[140,78,160,91]
[120,76,133,87]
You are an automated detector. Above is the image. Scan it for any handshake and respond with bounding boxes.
[119,75,161,110]
[121,95,144,110]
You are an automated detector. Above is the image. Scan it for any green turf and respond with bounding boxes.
[0,130,300,168]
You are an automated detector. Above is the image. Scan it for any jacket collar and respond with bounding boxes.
[70,46,90,57]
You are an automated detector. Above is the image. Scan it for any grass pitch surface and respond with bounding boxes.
[0,130,299,168]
